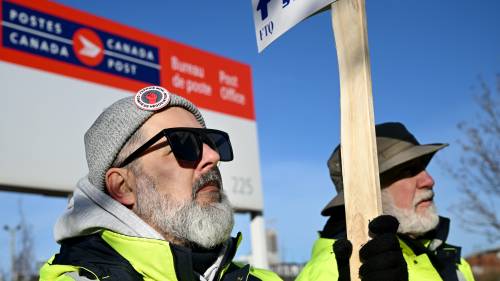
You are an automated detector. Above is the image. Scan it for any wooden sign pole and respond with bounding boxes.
[331,0,382,280]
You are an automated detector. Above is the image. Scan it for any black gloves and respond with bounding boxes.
[333,238,352,281]
[359,215,408,281]
[332,215,408,281]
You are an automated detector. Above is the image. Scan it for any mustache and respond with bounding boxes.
[192,167,223,197]
[414,189,434,205]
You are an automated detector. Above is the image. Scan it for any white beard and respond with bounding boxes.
[134,169,235,249]
[381,188,439,236]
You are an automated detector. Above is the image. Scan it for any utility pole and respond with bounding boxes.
[4,225,21,281]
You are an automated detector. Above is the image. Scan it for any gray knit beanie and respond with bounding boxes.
[84,86,206,189]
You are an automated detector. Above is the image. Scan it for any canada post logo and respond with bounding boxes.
[1,1,160,84]
[72,28,104,67]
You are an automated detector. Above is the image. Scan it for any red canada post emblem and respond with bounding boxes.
[72,28,104,67]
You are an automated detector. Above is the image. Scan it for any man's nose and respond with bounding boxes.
[416,170,435,189]
[198,143,220,172]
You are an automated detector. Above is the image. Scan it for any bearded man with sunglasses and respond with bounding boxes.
[296,122,475,281]
[40,86,281,281]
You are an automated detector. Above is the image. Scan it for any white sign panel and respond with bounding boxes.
[252,0,336,52]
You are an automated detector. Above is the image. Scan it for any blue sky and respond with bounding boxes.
[1,0,499,271]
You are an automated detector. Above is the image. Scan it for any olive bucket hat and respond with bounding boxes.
[321,122,448,216]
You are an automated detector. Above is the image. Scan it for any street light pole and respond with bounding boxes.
[4,225,21,281]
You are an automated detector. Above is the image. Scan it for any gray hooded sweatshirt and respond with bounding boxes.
[54,176,227,281]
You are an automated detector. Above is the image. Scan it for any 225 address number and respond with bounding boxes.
[230,176,253,195]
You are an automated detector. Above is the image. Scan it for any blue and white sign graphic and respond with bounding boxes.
[2,1,160,84]
[252,0,336,52]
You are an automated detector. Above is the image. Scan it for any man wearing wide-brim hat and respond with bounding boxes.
[296,122,475,281]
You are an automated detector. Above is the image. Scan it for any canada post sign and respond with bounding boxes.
[1,0,254,120]
[2,1,160,84]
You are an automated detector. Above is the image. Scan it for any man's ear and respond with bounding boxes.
[105,167,136,207]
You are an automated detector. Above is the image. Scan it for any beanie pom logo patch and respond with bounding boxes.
[135,86,171,111]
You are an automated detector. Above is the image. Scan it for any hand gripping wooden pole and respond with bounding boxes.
[331,0,382,280]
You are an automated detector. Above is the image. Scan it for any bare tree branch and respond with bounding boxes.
[443,74,500,243]
[13,200,36,281]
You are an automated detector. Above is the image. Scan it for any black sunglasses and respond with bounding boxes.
[118,127,234,167]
